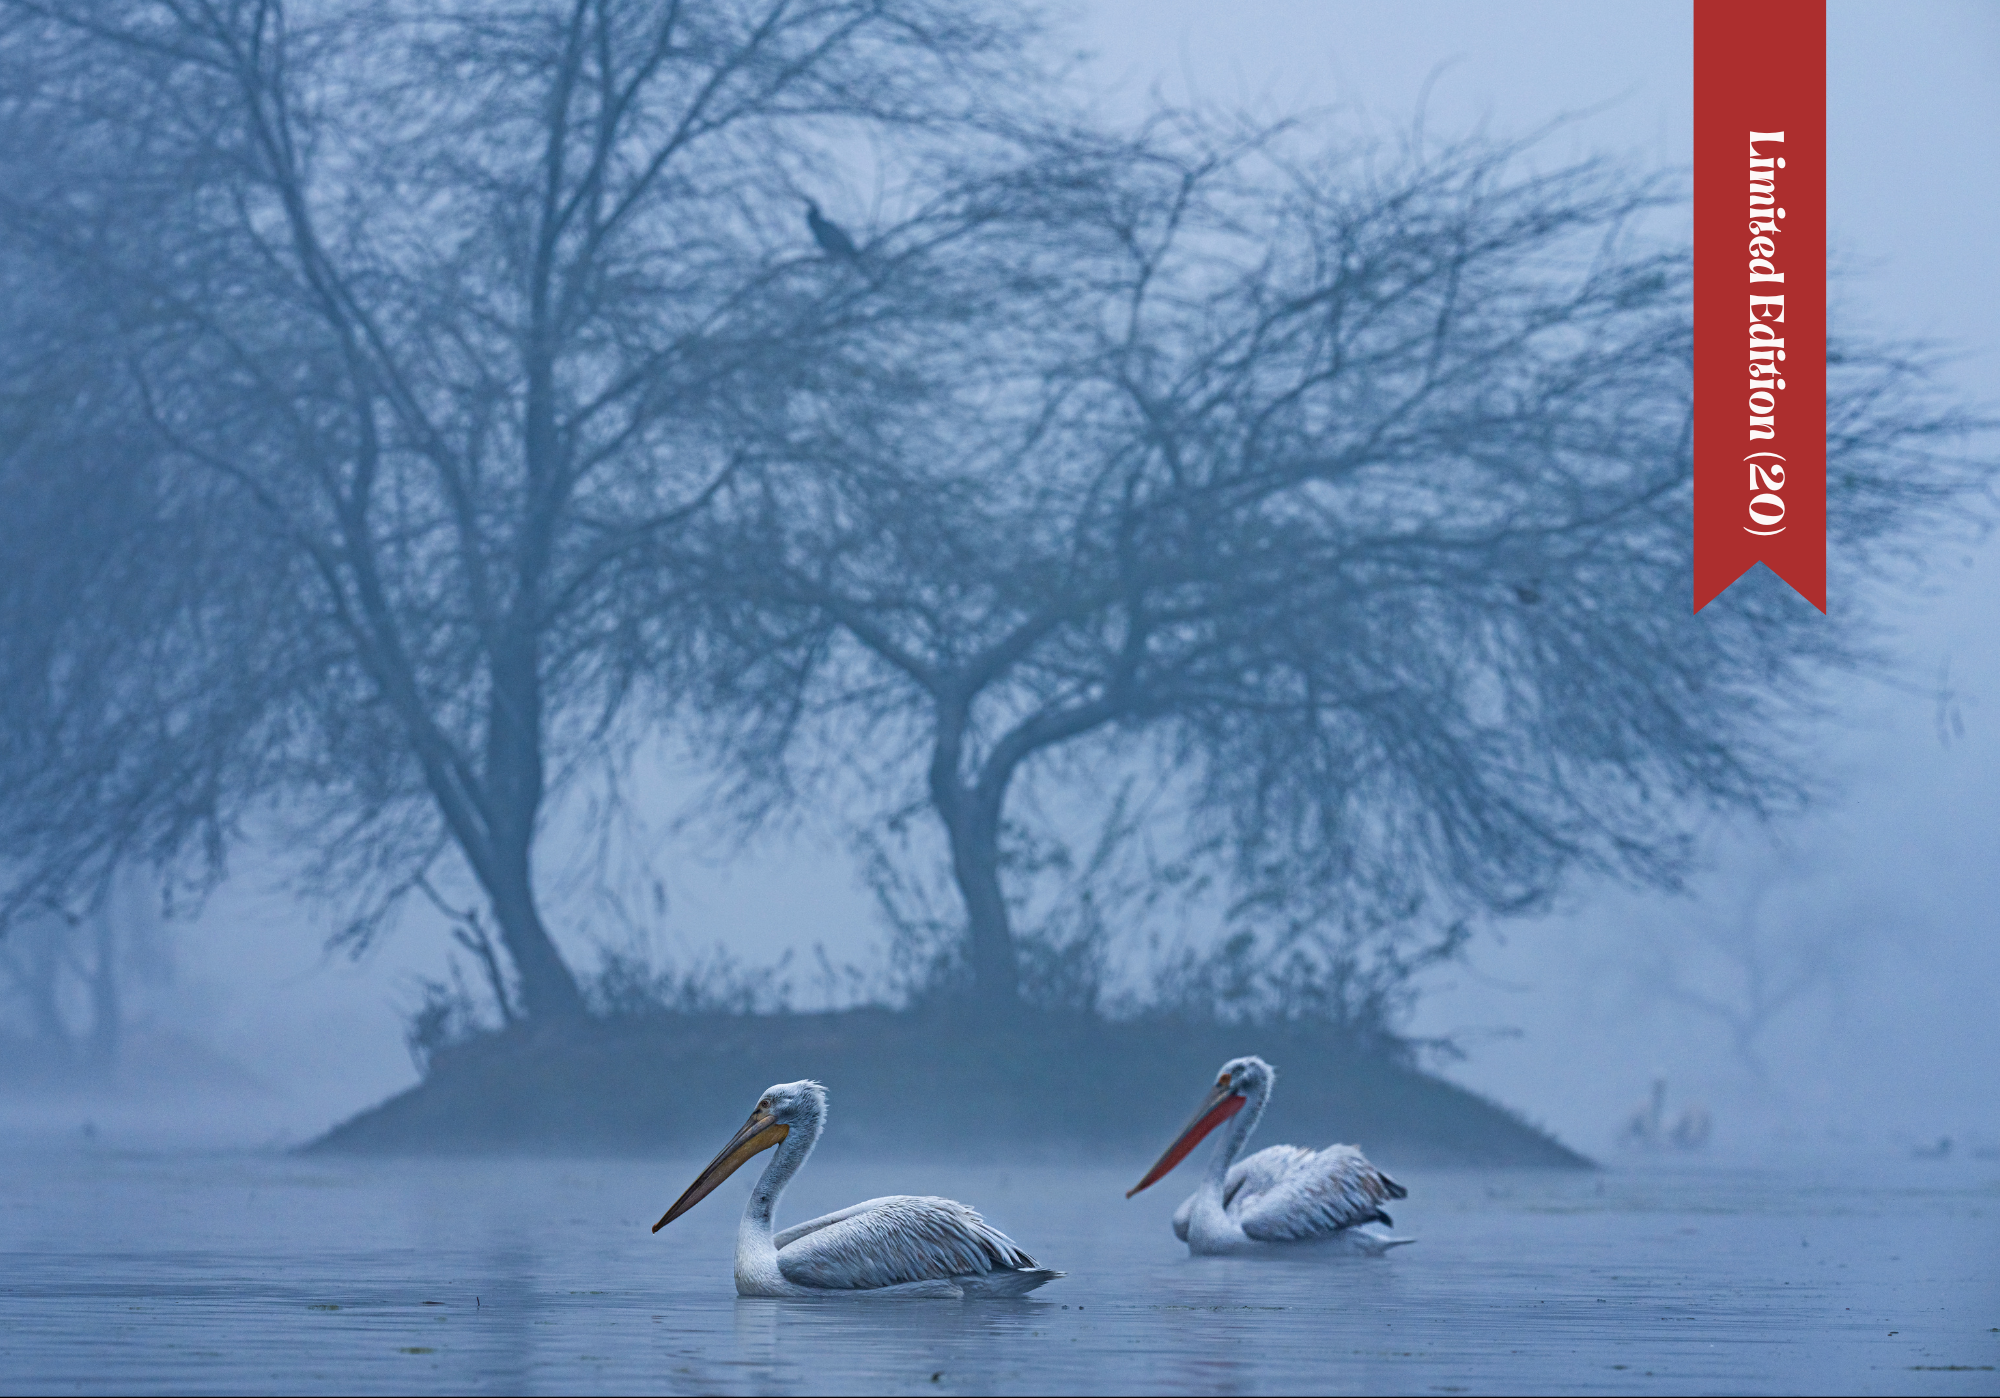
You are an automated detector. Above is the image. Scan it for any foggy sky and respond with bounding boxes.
[46,2,1998,1159]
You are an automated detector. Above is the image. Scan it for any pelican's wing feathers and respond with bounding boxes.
[1233,1144,1407,1242]
[775,1195,1045,1291]
[771,1197,899,1250]
[1173,1144,1316,1240]
[1222,1144,1318,1211]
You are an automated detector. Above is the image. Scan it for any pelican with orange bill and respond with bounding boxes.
[1128,1055,1415,1256]
[653,1079,1064,1298]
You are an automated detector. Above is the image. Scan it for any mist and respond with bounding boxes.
[2,6,1994,1395]
[2,0,1975,1166]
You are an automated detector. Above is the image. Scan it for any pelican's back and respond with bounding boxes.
[1173,1144,1316,1240]
[1233,1144,1407,1242]
[775,1195,1060,1293]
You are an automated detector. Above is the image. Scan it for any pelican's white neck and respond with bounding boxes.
[1201,1071,1271,1195]
[744,1123,815,1227]
[734,1095,825,1292]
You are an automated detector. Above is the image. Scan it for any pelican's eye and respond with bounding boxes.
[758,1099,771,1110]
[1217,1074,1229,1087]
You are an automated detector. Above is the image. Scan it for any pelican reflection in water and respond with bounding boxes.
[653,1080,1063,1298]
[1128,1055,1414,1256]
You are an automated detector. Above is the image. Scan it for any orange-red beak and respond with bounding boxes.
[1126,1078,1246,1197]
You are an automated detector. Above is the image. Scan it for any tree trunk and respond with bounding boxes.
[475,630,589,1023]
[482,847,588,1023]
[25,927,72,1058]
[945,804,1020,1006]
[928,701,1021,1008]
[86,907,119,1073]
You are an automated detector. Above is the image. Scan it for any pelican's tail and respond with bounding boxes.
[1349,1229,1416,1256]
[958,1267,1065,1298]
[830,1278,966,1299]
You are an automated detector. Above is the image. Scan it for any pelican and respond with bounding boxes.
[652,1080,1063,1298]
[1127,1055,1414,1256]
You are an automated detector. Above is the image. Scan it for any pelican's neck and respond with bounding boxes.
[1200,1074,1270,1198]
[737,1100,823,1263]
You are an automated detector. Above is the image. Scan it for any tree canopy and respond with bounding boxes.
[0,0,1056,1019]
[689,120,1987,1005]
[0,7,1987,1022]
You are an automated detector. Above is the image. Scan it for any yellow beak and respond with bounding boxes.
[652,1106,790,1232]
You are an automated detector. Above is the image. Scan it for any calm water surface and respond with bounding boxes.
[2,1139,1995,1395]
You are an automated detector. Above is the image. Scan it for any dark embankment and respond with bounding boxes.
[308,1008,1590,1167]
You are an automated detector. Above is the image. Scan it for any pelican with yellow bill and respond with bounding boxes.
[653,1079,1064,1298]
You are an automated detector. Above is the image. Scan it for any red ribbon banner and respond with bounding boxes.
[1693,0,1826,613]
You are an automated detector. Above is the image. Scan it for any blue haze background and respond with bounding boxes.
[16,2,1995,1164]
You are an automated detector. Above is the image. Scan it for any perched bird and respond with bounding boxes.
[1128,1055,1413,1256]
[804,199,861,262]
[653,1079,1063,1298]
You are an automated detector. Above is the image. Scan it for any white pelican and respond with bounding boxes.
[1127,1055,1414,1256]
[652,1079,1063,1298]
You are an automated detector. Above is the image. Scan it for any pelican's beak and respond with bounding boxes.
[1126,1077,1246,1198]
[652,1105,790,1233]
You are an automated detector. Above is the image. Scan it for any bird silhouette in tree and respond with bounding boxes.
[804,199,862,263]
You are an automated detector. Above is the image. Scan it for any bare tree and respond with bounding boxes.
[1622,859,1877,1079]
[0,865,167,1079]
[0,232,242,930]
[0,0,1049,1019]
[694,120,1988,1009]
